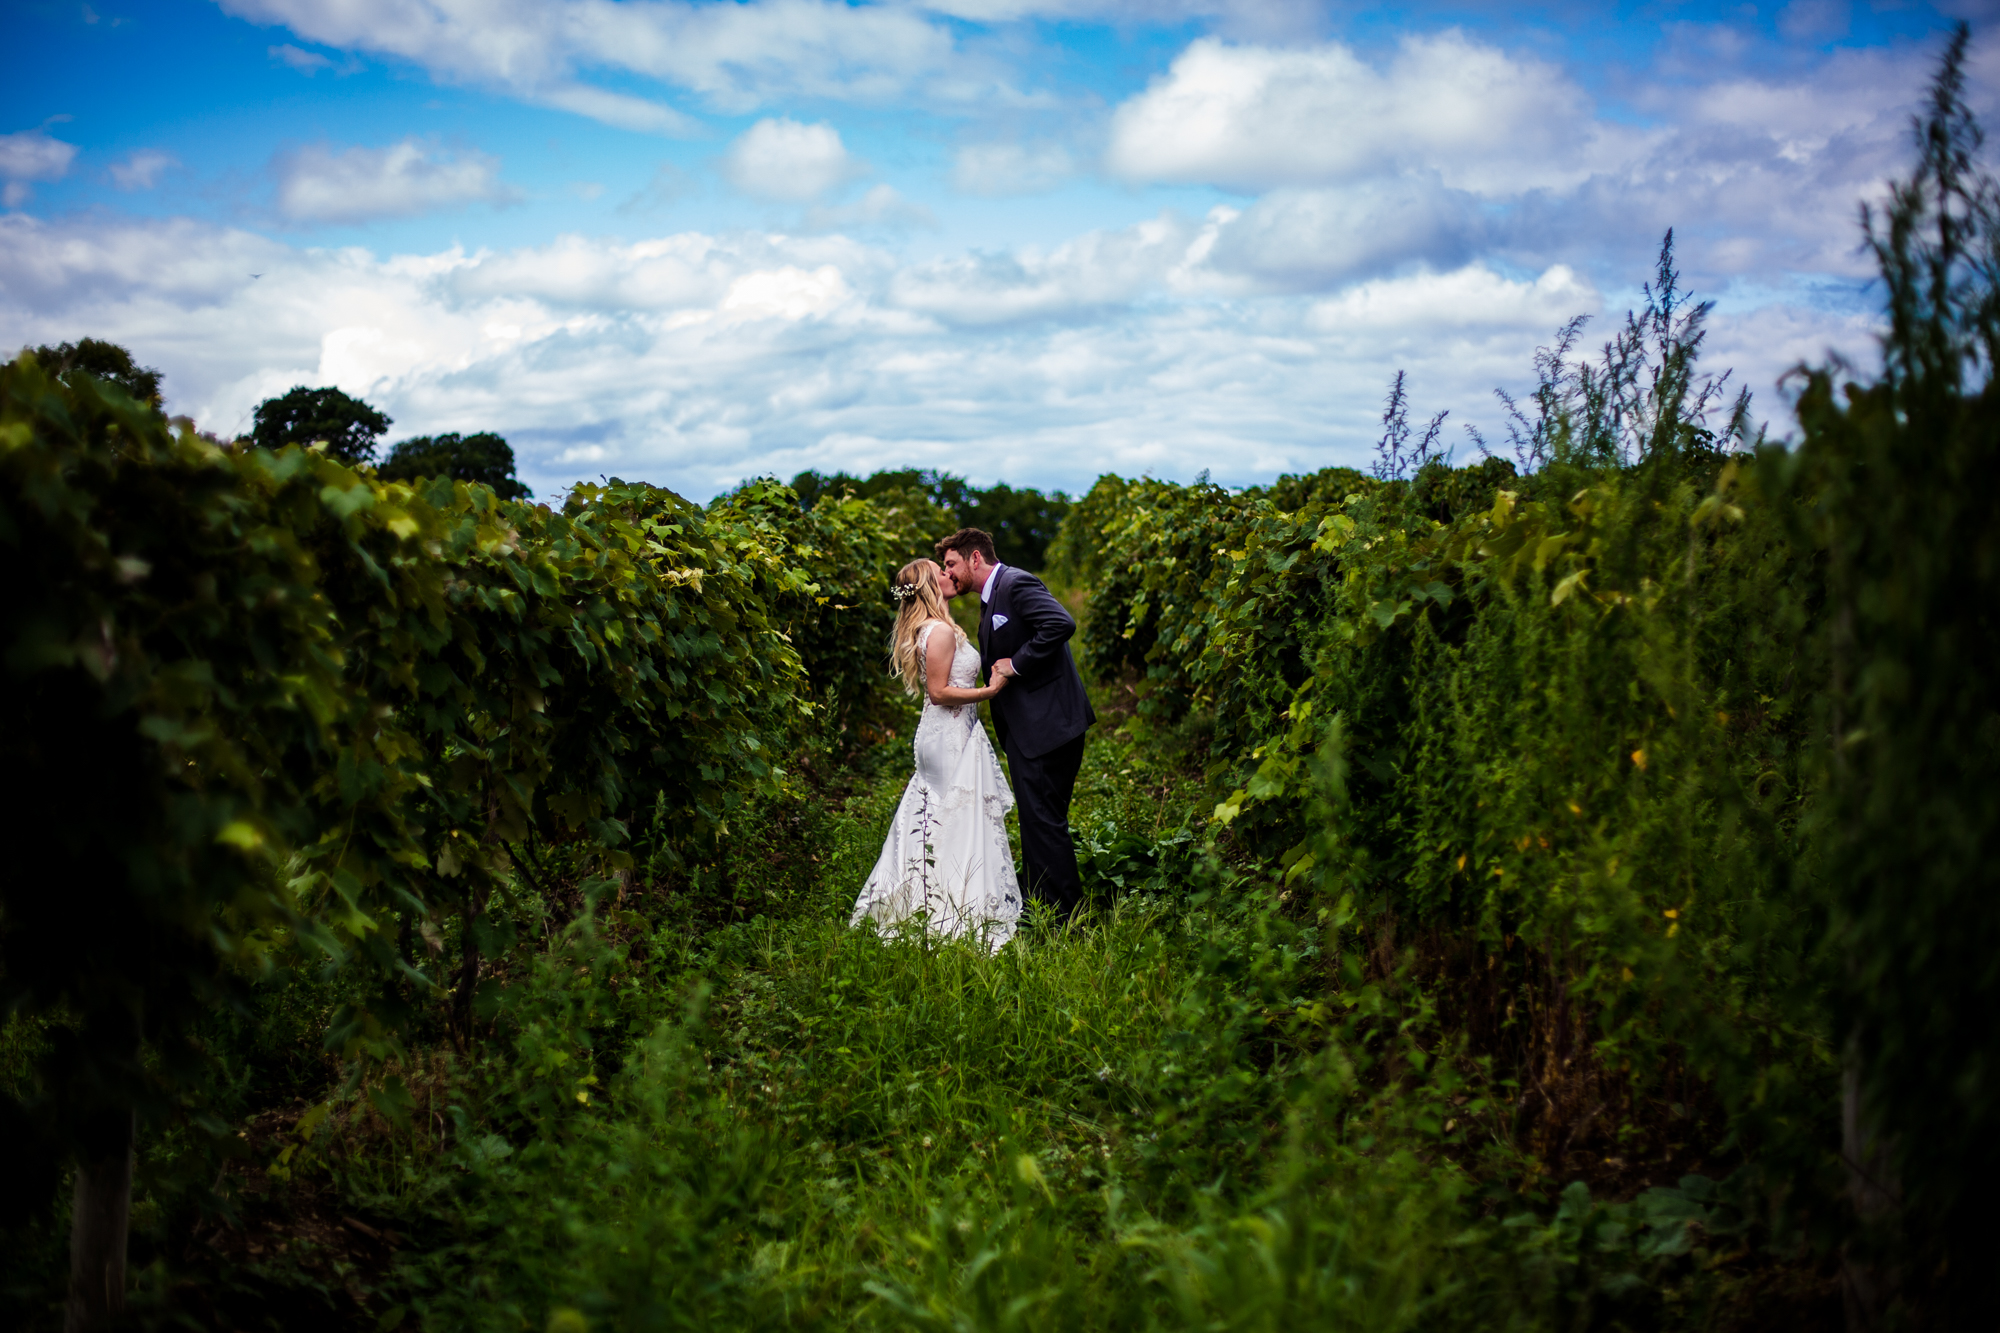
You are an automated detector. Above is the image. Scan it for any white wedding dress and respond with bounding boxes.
[850,622,1021,949]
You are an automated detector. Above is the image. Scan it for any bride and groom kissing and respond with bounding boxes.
[848,527,1096,948]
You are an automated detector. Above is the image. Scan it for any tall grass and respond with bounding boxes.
[357,885,1558,1333]
[144,714,1713,1333]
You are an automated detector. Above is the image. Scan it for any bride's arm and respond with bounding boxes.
[924,622,1007,705]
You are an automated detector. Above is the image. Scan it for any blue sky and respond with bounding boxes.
[4,1,1994,500]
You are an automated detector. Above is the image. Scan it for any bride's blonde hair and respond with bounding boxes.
[888,559,966,696]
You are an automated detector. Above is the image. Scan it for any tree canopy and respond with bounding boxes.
[27,339,163,406]
[249,386,392,465]
[379,431,532,499]
[788,466,1070,571]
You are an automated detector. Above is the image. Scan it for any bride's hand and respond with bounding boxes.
[986,671,1011,697]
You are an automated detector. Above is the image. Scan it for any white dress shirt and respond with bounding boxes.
[980,563,1009,674]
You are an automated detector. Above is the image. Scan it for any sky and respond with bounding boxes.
[4,1,1996,501]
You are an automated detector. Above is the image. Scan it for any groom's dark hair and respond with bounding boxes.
[935,527,997,565]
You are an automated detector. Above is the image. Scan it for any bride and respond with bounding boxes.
[849,559,1021,949]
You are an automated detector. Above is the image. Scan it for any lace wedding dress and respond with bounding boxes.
[850,622,1021,949]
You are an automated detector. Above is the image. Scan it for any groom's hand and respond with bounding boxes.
[994,657,1016,678]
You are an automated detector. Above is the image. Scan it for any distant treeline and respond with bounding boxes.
[21,341,531,499]
[790,467,1070,571]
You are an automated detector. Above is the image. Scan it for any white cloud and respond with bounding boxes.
[442,230,887,310]
[617,162,698,216]
[1306,264,1599,337]
[914,0,1329,35]
[1777,0,1849,42]
[109,149,178,191]
[564,0,960,112]
[721,265,854,320]
[884,210,1288,326]
[0,210,1882,502]
[218,0,976,128]
[1506,43,1938,284]
[274,138,517,223]
[1106,33,1631,196]
[533,84,697,137]
[889,212,1209,324]
[886,190,1506,318]
[1203,178,1483,290]
[0,129,78,207]
[1101,30,1970,300]
[723,118,860,202]
[805,184,936,232]
[953,141,1074,196]
[1704,298,1885,436]
[269,42,333,73]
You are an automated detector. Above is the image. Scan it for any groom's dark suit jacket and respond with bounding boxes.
[978,565,1095,760]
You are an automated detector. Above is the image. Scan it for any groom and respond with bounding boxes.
[936,527,1096,919]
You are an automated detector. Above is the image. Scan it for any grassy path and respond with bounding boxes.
[322,724,1562,1332]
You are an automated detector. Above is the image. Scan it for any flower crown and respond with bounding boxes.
[890,582,919,602]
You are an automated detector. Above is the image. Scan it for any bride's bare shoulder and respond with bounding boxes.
[915,618,965,654]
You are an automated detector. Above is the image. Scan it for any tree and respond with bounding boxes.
[786,468,1070,570]
[27,339,162,406]
[790,468,974,515]
[960,482,1070,572]
[789,469,865,510]
[249,386,391,465]
[379,431,532,499]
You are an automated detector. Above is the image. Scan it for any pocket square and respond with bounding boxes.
[990,613,1009,629]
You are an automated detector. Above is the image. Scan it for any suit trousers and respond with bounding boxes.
[1003,730,1087,917]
